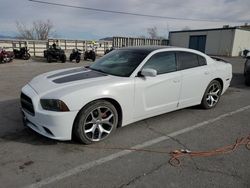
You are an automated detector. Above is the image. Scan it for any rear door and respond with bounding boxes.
[176,51,212,108]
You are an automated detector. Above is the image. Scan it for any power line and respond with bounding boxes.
[28,0,234,23]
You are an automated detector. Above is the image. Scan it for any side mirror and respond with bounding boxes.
[247,52,250,59]
[140,68,157,77]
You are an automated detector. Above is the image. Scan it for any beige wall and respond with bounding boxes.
[206,30,234,56]
[169,29,235,56]
[232,29,250,56]
[169,32,190,48]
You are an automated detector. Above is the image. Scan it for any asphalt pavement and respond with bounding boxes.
[0,57,249,188]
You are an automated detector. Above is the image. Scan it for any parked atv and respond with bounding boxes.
[84,46,96,62]
[104,47,114,55]
[244,52,250,86]
[0,48,14,63]
[13,47,31,60]
[69,48,81,63]
[44,45,66,63]
[242,49,250,58]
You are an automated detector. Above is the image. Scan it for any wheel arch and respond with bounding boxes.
[200,78,224,109]
[72,97,123,138]
[213,78,224,91]
[101,98,123,128]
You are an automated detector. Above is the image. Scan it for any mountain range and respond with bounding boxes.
[0,34,16,39]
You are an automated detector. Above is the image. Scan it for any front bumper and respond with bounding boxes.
[21,84,78,140]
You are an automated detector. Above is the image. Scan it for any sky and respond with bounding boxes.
[0,0,250,40]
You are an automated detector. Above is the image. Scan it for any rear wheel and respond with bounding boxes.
[47,55,52,63]
[73,100,118,144]
[201,80,222,109]
[61,54,66,63]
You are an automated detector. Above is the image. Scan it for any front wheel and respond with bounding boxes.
[22,53,30,60]
[84,52,88,60]
[47,55,52,63]
[201,80,222,109]
[73,100,118,144]
[92,52,96,61]
[76,56,81,63]
[245,75,250,86]
[69,54,73,62]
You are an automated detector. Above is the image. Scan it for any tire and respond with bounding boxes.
[47,55,52,63]
[69,54,73,62]
[61,54,66,63]
[27,53,31,60]
[84,52,87,60]
[245,75,250,86]
[201,80,222,109]
[73,100,118,144]
[92,52,96,62]
[44,51,47,58]
[76,56,81,63]
[22,53,30,60]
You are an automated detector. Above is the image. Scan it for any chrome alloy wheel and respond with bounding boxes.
[84,106,115,141]
[206,83,221,107]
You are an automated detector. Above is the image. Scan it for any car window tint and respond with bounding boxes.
[198,55,207,66]
[143,52,176,75]
[90,50,148,77]
[178,52,199,70]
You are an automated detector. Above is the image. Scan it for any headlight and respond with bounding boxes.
[40,99,69,112]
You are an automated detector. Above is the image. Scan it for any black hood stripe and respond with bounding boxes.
[47,67,87,78]
[53,70,107,84]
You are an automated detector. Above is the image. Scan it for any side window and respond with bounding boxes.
[198,55,207,66]
[143,52,177,75]
[177,52,199,70]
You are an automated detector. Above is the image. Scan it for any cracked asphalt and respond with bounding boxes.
[0,57,249,188]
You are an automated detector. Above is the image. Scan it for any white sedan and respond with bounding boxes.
[21,46,232,144]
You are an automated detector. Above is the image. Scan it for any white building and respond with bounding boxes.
[169,27,250,56]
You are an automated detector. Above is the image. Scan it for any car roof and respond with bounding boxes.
[118,45,211,59]
[118,45,174,53]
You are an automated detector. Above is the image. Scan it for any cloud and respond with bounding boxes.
[0,0,249,39]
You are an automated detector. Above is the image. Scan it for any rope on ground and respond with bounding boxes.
[169,134,250,167]
[83,134,250,167]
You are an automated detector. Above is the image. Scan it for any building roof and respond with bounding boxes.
[169,27,250,34]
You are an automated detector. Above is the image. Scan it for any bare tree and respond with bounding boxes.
[147,26,159,39]
[16,20,55,40]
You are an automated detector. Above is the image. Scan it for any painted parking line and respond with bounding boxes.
[25,105,250,188]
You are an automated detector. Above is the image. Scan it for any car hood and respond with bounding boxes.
[29,67,112,95]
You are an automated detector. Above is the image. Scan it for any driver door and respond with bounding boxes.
[133,51,181,120]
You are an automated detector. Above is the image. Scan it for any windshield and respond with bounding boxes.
[90,49,149,77]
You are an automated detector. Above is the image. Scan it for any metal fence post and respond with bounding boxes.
[33,41,36,56]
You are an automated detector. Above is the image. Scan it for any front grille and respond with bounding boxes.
[20,93,35,116]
